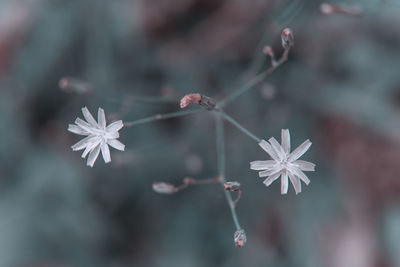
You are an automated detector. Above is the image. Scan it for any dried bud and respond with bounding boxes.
[59,77,93,94]
[281,28,294,50]
[234,229,247,248]
[180,93,202,108]
[180,93,216,110]
[152,182,178,194]
[262,46,274,57]
[224,181,241,192]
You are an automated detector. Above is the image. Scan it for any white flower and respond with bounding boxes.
[68,106,125,167]
[250,129,315,194]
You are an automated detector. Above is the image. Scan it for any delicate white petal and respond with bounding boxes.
[281,129,290,154]
[107,139,125,151]
[81,145,93,158]
[291,168,311,185]
[263,172,281,186]
[268,137,286,160]
[87,144,101,167]
[81,106,98,128]
[293,160,315,172]
[75,118,92,130]
[98,108,106,129]
[259,168,280,178]
[258,140,279,160]
[288,139,312,162]
[71,136,92,151]
[101,142,111,163]
[106,120,123,132]
[288,173,301,194]
[68,124,89,135]
[280,171,289,194]
[250,160,276,170]
[81,139,100,158]
[105,131,119,139]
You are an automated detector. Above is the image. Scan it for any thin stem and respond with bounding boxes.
[216,113,241,230]
[175,176,221,192]
[219,71,268,108]
[94,94,178,106]
[219,111,261,143]
[219,48,290,108]
[124,109,204,127]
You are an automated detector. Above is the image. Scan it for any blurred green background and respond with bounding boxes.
[1,0,400,266]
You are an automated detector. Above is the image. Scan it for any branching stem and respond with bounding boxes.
[124,109,204,127]
[219,48,290,108]
[218,111,261,143]
[216,113,242,231]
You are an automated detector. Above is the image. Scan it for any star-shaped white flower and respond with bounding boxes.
[250,129,315,194]
[68,106,125,167]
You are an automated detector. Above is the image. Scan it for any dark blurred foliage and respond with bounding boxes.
[1,0,400,266]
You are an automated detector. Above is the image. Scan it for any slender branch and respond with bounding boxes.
[152,176,221,195]
[175,176,221,191]
[218,111,261,143]
[216,113,241,230]
[219,48,290,108]
[124,109,204,127]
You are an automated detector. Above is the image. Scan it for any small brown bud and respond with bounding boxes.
[180,93,216,110]
[281,28,294,50]
[152,182,178,194]
[234,229,247,248]
[224,181,241,192]
[180,94,202,108]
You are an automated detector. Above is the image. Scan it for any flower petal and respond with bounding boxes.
[263,172,281,186]
[288,173,301,194]
[71,136,92,151]
[68,124,89,135]
[75,118,93,132]
[81,145,93,158]
[280,171,289,194]
[250,160,276,170]
[101,142,111,163]
[293,160,315,172]
[87,144,101,167]
[281,129,290,154]
[107,139,125,151]
[269,137,286,160]
[258,140,279,160]
[106,120,123,133]
[81,138,100,158]
[105,132,119,139]
[98,108,106,130]
[81,106,98,128]
[259,168,280,178]
[290,168,311,185]
[288,139,312,162]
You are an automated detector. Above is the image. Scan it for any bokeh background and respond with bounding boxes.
[1,0,400,266]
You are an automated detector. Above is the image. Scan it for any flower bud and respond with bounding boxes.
[152,182,178,194]
[234,229,247,247]
[180,93,216,110]
[180,93,202,109]
[281,28,294,50]
[224,181,241,192]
